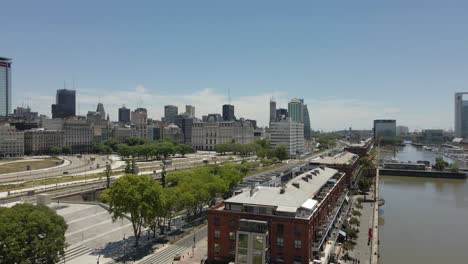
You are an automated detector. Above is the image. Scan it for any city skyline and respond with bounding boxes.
[3,1,468,130]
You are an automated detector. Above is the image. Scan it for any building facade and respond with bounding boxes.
[0,57,12,117]
[421,129,444,144]
[373,119,397,140]
[164,105,178,124]
[455,92,468,138]
[222,104,236,121]
[0,124,24,157]
[269,99,277,124]
[131,108,148,139]
[96,103,106,119]
[163,124,184,144]
[270,119,304,158]
[52,89,76,118]
[288,98,303,123]
[192,120,254,151]
[303,104,311,140]
[118,106,131,124]
[24,129,64,154]
[62,120,93,153]
[396,125,409,136]
[175,114,194,144]
[186,105,196,118]
[208,167,349,264]
[276,108,288,121]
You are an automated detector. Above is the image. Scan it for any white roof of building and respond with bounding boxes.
[309,151,358,165]
[452,138,464,143]
[225,167,339,214]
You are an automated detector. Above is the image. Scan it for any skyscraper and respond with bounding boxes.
[96,103,106,120]
[118,106,130,124]
[185,105,195,118]
[269,98,277,124]
[276,108,288,120]
[373,119,397,139]
[455,93,468,138]
[303,104,311,140]
[175,114,194,144]
[164,105,178,124]
[222,104,236,121]
[288,98,303,123]
[52,89,76,118]
[0,57,12,117]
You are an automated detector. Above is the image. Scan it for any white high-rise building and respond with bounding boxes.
[454,93,468,138]
[0,57,12,117]
[270,119,304,158]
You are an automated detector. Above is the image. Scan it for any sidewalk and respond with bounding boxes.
[171,235,207,264]
[341,190,375,264]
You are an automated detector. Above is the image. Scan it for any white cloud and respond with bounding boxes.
[17,86,450,131]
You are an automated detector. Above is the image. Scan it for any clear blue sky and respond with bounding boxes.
[2,0,468,130]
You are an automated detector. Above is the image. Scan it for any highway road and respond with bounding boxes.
[0,155,112,184]
[0,156,248,205]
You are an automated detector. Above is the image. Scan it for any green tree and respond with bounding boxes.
[275,145,289,161]
[105,164,112,188]
[126,137,146,146]
[62,146,71,155]
[175,144,193,157]
[159,141,175,160]
[117,144,132,158]
[349,217,360,226]
[49,146,62,155]
[434,157,449,171]
[0,204,67,264]
[102,174,162,246]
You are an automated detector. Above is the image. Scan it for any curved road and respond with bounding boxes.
[0,155,112,184]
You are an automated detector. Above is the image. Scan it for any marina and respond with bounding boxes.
[379,144,468,264]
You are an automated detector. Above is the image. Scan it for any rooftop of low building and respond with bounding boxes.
[308,151,358,165]
[224,167,342,217]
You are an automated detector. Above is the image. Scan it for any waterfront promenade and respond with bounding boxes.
[340,169,379,264]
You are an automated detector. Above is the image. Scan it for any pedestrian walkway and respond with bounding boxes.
[341,189,375,264]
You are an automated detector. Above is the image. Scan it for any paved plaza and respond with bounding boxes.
[52,202,137,264]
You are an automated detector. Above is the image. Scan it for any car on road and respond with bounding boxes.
[173,253,181,260]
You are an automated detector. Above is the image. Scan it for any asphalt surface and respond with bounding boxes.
[0,155,111,184]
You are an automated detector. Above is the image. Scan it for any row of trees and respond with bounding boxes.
[0,204,68,263]
[214,139,289,161]
[95,138,193,161]
[433,157,459,171]
[102,162,253,246]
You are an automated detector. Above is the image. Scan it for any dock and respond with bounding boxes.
[379,168,466,179]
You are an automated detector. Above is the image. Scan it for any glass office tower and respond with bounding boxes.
[0,57,12,117]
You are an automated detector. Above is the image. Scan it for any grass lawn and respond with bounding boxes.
[244,162,288,177]
[0,158,64,174]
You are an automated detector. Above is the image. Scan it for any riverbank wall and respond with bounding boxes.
[379,169,466,179]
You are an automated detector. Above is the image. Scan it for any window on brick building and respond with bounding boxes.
[214,243,220,253]
[214,216,220,226]
[214,230,220,239]
[277,224,284,235]
[229,232,235,240]
[293,256,302,264]
[229,219,236,228]
[294,240,302,249]
[276,237,284,247]
[294,226,301,236]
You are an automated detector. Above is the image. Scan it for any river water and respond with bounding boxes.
[380,144,468,264]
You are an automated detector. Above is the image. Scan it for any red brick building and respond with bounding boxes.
[207,167,349,264]
[302,151,359,187]
[344,139,373,158]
